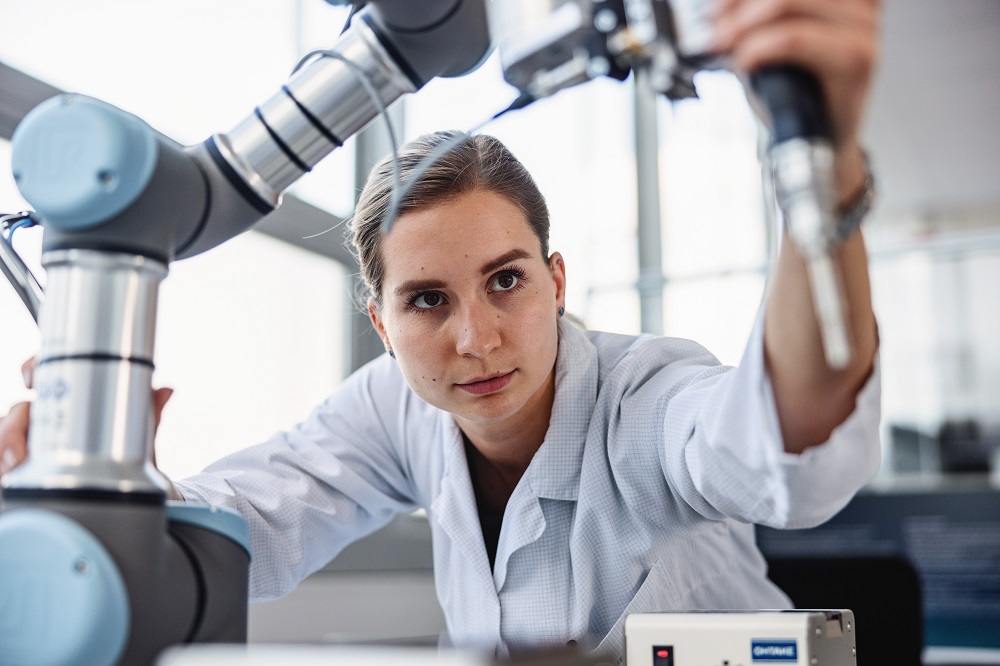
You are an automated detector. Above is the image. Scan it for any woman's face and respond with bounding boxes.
[369,188,565,428]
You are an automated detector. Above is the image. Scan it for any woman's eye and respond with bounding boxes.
[490,272,519,292]
[412,292,445,309]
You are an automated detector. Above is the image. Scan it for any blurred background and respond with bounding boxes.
[1,0,998,657]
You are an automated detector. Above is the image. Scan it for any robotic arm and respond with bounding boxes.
[0,2,847,664]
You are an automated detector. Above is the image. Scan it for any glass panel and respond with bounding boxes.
[657,71,769,364]
[154,232,346,480]
[660,72,767,279]
[664,274,767,367]
[869,233,1000,476]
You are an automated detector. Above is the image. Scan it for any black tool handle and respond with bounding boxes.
[750,65,832,143]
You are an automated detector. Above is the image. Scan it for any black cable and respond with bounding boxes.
[340,2,361,36]
[492,91,536,121]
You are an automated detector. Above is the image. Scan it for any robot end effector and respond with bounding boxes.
[489,0,855,368]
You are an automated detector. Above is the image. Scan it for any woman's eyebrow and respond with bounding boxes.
[394,278,447,297]
[480,249,532,275]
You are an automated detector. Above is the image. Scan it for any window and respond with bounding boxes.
[659,71,769,366]
[0,1,355,479]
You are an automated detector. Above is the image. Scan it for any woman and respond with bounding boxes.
[0,0,881,658]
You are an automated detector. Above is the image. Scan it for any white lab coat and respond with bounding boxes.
[176,315,881,659]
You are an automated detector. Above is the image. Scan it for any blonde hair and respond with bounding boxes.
[349,131,550,305]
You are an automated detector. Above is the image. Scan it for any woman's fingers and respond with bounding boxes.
[21,357,36,389]
[0,402,31,477]
[711,0,880,153]
[150,387,174,470]
[714,0,878,48]
[153,387,174,434]
[0,386,174,479]
[736,22,875,129]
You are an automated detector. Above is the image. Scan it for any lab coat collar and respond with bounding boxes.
[492,483,546,592]
[493,320,598,590]
[524,318,599,502]
[432,417,501,593]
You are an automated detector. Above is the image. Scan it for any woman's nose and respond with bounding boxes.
[454,302,501,358]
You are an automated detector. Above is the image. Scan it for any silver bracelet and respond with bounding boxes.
[833,152,876,245]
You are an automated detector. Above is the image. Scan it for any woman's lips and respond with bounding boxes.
[456,370,515,395]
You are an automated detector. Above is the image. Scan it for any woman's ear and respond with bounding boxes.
[368,297,387,343]
[549,252,567,310]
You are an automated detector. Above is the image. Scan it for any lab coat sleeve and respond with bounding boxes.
[659,311,882,529]
[174,354,420,601]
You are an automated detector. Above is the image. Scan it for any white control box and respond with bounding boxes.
[625,611,856,666]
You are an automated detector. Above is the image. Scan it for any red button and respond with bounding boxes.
[657,649,670,658]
